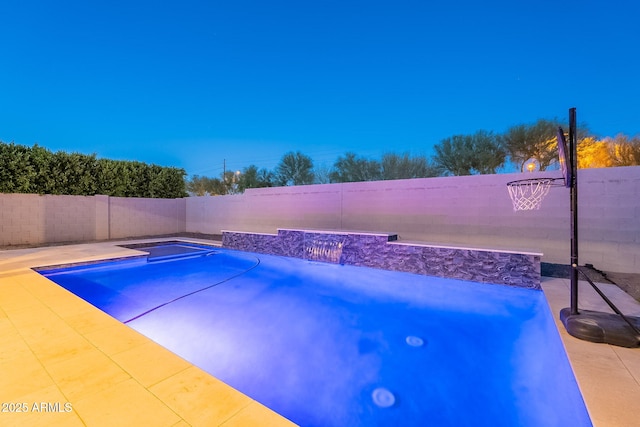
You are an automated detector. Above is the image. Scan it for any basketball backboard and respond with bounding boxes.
[557,127,572,188]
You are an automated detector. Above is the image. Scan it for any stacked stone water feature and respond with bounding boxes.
[221,229,541,289]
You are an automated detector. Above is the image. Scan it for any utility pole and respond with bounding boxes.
[223,159,226,194]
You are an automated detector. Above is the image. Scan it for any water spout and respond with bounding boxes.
[305,239,344,263]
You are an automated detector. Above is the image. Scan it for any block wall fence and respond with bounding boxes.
[0,195,186,245]
[1,166,639,273]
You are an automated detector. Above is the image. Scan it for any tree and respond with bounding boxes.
[330,152,381,183]
[433,135,474,176]
[222,170,242,194]
[257,168,275,187]
[501,119,587,171]
[575,134,640,169]
[608,134,640,166]
[274,151,314,186]
[186,175,225,196]
[433,131,506,176]
[577,137,613,169]
[186,175,207,196]
[471,131,507,174]
[237,165,274,192]
[380,152,442,180]
[208,178,226,195]
[237,166,259,193]
[312,163,332,184]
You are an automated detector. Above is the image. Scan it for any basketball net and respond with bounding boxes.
[506,178,555,211]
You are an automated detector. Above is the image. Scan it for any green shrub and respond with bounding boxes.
[0,141,187,198]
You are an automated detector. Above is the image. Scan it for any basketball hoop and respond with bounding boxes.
[504,109,639,347]
[506,178,563,211]
[507,125,571,211]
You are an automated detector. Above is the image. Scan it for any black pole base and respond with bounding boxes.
[560,308,640,348]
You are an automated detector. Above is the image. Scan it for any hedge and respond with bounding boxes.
[0,141,187,198]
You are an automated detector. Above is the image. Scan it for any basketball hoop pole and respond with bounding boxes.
[569,107,579,315]
[559,108,640,347]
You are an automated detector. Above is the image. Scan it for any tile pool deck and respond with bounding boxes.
[1,238,638,426]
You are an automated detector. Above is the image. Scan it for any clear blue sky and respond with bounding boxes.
[2,0,639,177]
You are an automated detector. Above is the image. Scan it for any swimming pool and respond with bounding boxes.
[38,243,591,426]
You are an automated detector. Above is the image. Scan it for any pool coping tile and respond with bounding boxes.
[111,341,193,388]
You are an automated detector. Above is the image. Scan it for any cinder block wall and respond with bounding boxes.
[0,195,187,246]
[186,166,640,274]
[186,184,343,234]
[0,194,46,246]
[43,195,97,243]
[108,197,186,239]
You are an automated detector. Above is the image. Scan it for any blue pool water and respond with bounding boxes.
[39,243,591,427]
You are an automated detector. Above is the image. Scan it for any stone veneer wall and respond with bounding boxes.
[222,229,541,289]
